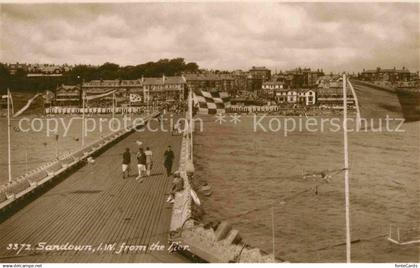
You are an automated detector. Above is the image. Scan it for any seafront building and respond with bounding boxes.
[358,67,414,82]
[356,67,419,88]
[54,84,81,107]
[268,68,324,89]
[142,76,187,102]
[52,76,187,108]
[246,66,272,92]
[257,75,354,108]
[274,88,316,106]
[40,66,357,113]
[184,73,235,94]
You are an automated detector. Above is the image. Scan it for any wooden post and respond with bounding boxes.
[343,74,351,263]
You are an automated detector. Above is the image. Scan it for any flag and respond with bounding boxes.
[193,89,231,114]
[130,93,142,103]
[85,89,116,100]
[13,93,42,117]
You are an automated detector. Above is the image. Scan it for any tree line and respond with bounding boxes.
[0,58,200,93]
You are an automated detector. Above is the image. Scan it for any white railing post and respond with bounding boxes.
[343,74,351,263]
[7,88,12,183]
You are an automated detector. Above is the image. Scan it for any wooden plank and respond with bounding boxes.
[0,116,186,263]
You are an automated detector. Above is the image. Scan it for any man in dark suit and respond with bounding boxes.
[163,146,175,177]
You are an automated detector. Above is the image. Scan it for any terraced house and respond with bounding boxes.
[52,76,186,107]
[184,73,235,93]
[359,67,412,82]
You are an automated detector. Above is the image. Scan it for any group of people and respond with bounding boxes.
[121,145,175,182]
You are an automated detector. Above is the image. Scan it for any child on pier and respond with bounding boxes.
[136,147,147,182]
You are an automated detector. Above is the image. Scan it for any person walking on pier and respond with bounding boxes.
[122,148,131,179]
[145,147,153,176]
[136,147,147,181]
[136,147,146,182]
[163,146,175,177]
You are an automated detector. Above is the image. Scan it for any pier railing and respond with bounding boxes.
[0,112,159,213]
[170,113,194,232]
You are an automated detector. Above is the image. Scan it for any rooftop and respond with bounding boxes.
[363,68,410,74]
[184,73,234,81]
[250,66,270,71]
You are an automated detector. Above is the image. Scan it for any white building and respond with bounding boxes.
[275,88,316,105]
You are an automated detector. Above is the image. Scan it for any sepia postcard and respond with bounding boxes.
[0,1,419,267]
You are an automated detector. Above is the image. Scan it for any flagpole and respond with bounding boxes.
[347,79,361,131]
[188,88,193,161]
[55,134,59,159]
[112,92,115,120]
[129,91,132,119]
[149,87,151,114]
[81,89,85,148]
[271,203,276,263]
[342,74,351,263]
[25,150,28,173]
[7,88,12,183]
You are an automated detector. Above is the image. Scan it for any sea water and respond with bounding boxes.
[194,115,419,262]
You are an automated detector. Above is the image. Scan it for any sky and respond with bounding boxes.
[0,2,419,73]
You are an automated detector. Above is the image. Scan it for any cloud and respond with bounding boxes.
[0,2,418,73]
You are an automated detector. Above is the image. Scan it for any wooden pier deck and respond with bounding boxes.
[0,118,189,263]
